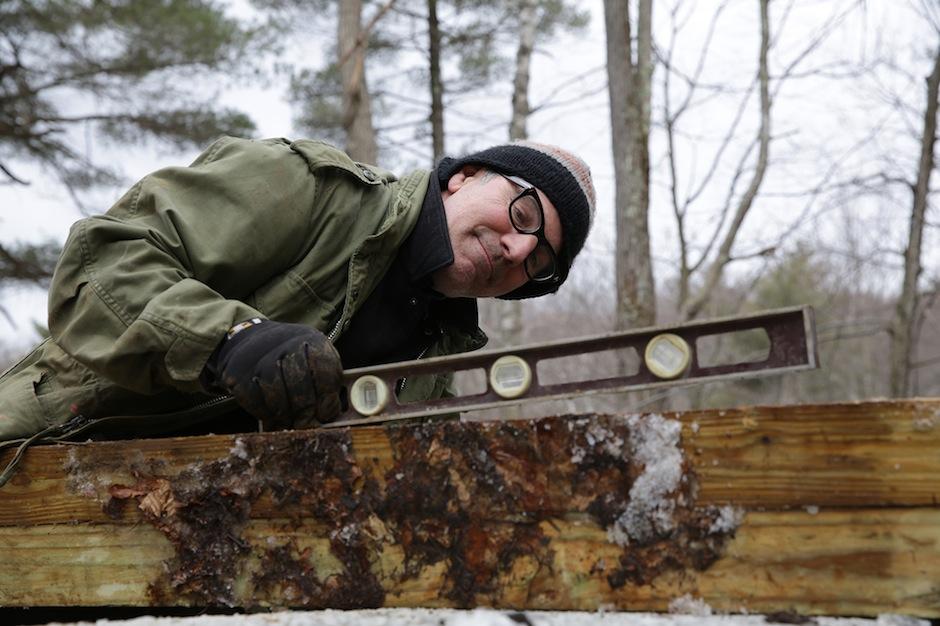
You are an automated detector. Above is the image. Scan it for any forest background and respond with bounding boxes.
[1,0,938,416]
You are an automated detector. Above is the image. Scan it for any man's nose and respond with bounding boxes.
[501,231,538,265]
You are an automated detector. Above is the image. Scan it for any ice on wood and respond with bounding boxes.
[606,413,684,546]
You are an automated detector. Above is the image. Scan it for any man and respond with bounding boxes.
[0,136,595,442]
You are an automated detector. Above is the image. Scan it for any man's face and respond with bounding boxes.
[432,166,563,298]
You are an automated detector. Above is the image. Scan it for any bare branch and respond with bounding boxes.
[688,132,759,277]
[660,0,730,122]
[908,0,940,37]
[890,43,940,395]
[0,242,55,283]
[337,0,397,68]
[775,0,864,84]
[0,303,14,329]
[683,79,758,209]
[529,81,608,114]
[659,0,713,303]
[530,66,606,113]
[681,0,772,321]
[757,111,905,254]
[0,162,29,185]
[729,246,777,263]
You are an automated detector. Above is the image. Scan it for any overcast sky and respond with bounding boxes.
[0,0,934,353]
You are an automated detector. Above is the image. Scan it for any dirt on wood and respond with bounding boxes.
[68,414,739,608]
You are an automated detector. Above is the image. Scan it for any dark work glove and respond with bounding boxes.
[204,320,343,430]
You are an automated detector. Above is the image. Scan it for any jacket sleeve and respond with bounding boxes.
[48,137,321,395]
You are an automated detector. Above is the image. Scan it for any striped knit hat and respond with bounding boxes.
[436,140,596,299]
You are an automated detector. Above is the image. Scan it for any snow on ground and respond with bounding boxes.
[44,608,930,626]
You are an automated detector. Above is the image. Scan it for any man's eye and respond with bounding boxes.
[511,197,540,231]
[527,244,552,272]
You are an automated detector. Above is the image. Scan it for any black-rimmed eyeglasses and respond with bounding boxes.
[500,173,559,283]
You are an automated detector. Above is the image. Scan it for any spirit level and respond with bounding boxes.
[328,305,818,428]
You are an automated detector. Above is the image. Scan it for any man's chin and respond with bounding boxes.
[434,261,491,295]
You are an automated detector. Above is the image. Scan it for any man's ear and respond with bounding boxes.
[446,165,482,195]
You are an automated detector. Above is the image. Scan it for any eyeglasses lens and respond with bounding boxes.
[526,243,555,279]
[510,194,542,233]
[506,180,558,283]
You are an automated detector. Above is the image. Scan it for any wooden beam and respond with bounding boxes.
[1,509,935,614]
[0,399,937,615]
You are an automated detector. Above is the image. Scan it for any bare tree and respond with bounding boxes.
[678,0,771,321]
[476,0,588,350]
[337,0,384,163]
[889,45,940,396]
[428,0,446,163]
[0,1,261,207]
[509,0,539,142]
[605,0,656,330]
[657,0,861,322]
[492,0,540,348]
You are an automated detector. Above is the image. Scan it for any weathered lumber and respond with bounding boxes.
[0,398,937,616]
[1,509,936,614]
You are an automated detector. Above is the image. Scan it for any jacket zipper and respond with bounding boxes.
[328,317,343,342]
[396,341,433,395]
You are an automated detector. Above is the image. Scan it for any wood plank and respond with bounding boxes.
[682,399,940,507]
[0,399,936,526]
[0,399,937,615]
[0,510,935,615]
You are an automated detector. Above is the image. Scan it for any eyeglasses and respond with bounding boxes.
[500,173,560,283]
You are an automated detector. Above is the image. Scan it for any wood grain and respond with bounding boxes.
[0,510,935,614]
[0,399,936,615]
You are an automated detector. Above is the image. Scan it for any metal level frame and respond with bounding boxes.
[327,305,818,427]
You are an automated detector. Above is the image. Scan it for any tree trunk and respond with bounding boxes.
[338,0,378,164]
[509,0,538,142]
[605,0,655,332]
[679,0,772,321]
[428,0,445,163]
[889,46,940,397]
[489,0,541,353]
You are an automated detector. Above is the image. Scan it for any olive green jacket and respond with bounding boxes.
[0,137,486,440]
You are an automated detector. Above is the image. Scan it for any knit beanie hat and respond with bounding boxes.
[436,140,596,300]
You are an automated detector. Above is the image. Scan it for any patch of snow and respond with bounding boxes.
[804,505,820,515]
[911,416,936,432]
[331,523,358,543]
[571,421,624,465]
[708,505,744,534]
[592,422,626,458]
[606,520,631,547]
[448,608,519,626]
[875,614,931,626]
[570,446,586,464]
[668,593,713,616]
[37,608,914,626]
[690,421,700,433]
[229,438,249,461]
[607,413,683,546]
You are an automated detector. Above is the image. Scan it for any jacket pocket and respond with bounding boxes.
[250,270,337,331]
[0,366,55,440]
[289,139,390,186]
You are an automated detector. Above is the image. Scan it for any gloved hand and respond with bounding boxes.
[204,320,343,430]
